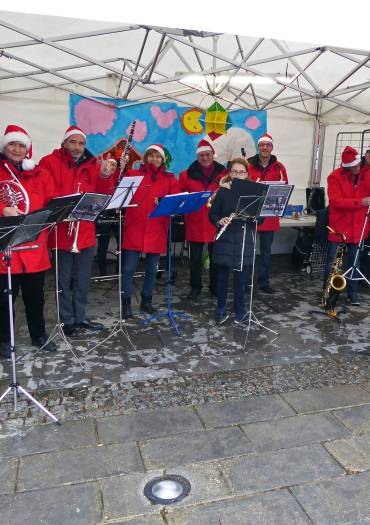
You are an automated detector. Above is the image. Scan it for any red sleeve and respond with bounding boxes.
[40,167,56,203]
[169,174,181,195]
[278,162,288,183]
[178,171,188,192]
[328,174,364,210]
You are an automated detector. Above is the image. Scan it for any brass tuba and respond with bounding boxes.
[321,226,347,317]
[0,163,30,214]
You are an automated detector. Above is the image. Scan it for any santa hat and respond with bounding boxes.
[145,144,165,160]
[196,139,215,155]
[257,133,273,146]
[63,125,86,142]
[0,124,35,170]
[341,146,361,168]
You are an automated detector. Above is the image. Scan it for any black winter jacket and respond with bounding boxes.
[209,185,255,270]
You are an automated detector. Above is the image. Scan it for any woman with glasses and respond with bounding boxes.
[209,157,257,325]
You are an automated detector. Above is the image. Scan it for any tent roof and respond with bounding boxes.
[0,10,369,123]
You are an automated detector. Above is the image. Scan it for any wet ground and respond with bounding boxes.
[1,255,370,524]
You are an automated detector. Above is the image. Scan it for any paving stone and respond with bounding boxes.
[291,471,370,524]
[333,404,370,433]
[104,516,164,525]
[101,463,231,521]
[241,413,351,452]
[325,434,370,473]
[18,442,143,491]
[0,457,17,495]
[96,406,203,444]
[166,489,310,524]
[140,426,253,469]
[0,419,96,458]
[223,444,343,494]
[281,384,370,413]
[0,482,100,525]
[195,394,295,428]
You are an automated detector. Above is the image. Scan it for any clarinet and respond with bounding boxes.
[118,120,136,182]
[215,212,236,240]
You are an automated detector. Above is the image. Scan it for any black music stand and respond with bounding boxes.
[0,213,60,423]
[244,182,293,343]
[85,177,143,355]
[30,195,89,370]
[142,191,212,336]
[342,205,370,288]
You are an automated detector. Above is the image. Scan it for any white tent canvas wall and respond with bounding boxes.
[0,10,369,252]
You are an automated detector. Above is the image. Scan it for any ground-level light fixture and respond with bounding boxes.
[144,474,191,505]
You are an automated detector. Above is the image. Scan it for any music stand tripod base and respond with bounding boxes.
[140,310,190,337]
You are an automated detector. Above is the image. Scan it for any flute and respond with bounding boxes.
[215,212,236,240]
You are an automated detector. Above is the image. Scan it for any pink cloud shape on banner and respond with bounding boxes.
[245,116,262,130]
[126,120,147,143]
[74,99,117,135]
[151,105,177,128]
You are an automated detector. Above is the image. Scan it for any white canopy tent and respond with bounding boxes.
[0,9,369,218]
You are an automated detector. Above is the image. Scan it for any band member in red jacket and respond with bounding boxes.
[324,146,370,306]
[179,139,227,300]
[0,124,56,358]
[39,126,110,336]
[248,133,288,294]
[121,144,179,318]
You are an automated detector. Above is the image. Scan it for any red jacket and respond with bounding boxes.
[122,163,180,253]
[179,161,227,242]
[248,154,288,232]
[327,166,370,243]
[39,147,109,251]
[0,157,55,274]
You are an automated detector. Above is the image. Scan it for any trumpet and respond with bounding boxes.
[68,183,82,253]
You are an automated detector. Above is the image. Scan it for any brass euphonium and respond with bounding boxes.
[321,226,347,318]
[0,163,30,214]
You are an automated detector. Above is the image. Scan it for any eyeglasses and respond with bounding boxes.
[230,170,247,176]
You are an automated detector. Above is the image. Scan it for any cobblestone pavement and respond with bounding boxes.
[1,258,370,523]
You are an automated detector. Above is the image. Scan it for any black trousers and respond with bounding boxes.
[96,220,119,275]
[188,241,217,292]
[0,271,46,343]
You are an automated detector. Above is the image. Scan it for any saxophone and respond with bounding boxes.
[321,227,347,317]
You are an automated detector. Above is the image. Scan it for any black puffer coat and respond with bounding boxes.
[209,185,255,270]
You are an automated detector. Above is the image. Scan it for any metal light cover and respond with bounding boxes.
[144,474,191,505]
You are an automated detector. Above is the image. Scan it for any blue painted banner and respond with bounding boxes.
[69,95,266,175]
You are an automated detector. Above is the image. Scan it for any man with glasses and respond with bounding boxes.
[248,133,288,294]
[179,139,227,300]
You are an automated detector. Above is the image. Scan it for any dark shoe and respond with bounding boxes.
[214,310,229,325]
[140,296,157,314]
[187,288,201,300]
[31,336,57,353]
[75,320,104,331]
[259,285,275,294]
[0,342,12,359]
[62,324,76,336]
[122,297,133,319]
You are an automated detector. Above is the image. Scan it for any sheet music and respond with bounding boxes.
[260,184,294,217]
[105,176,144,210]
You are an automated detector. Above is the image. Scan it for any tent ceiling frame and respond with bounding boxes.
[0,16,368,118]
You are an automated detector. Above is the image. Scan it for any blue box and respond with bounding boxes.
[284,204,304,217]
